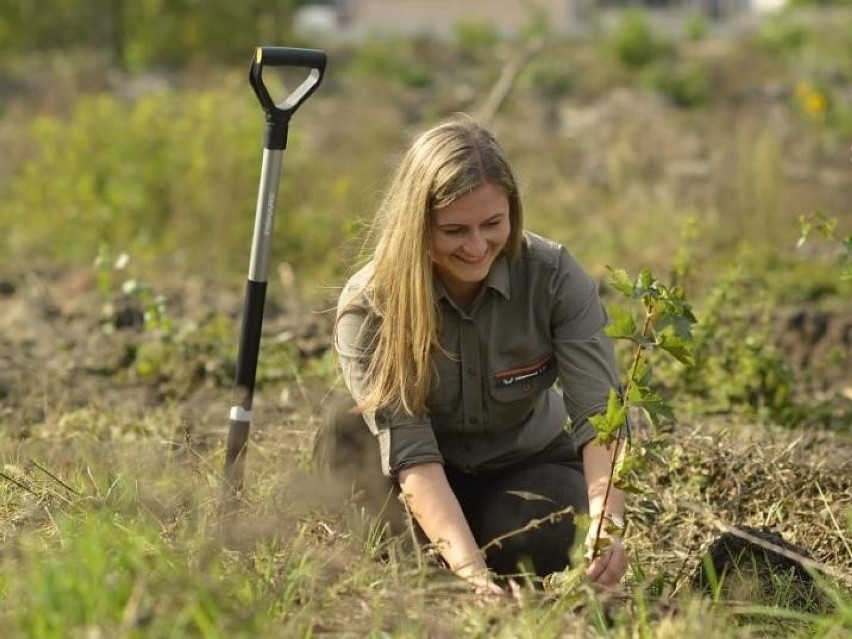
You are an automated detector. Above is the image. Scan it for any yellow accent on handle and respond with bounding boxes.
[255,48,263,64]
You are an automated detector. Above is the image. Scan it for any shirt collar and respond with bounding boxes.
[432,253,511,303]
[487,254,511,300]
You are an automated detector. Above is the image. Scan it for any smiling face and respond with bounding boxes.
[430,182,511,306]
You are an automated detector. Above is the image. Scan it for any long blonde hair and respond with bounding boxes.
[347,116,523,416]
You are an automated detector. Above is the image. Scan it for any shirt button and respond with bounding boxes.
[522,383,531,391]
[467,366,476,376]
[468,416,478,425]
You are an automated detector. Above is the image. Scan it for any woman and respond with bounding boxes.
[319,115,628,594]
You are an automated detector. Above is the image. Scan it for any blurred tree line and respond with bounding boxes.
[0,0,312,69]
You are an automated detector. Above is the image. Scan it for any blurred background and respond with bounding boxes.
[0,0,849,428]
[0,0,848,281]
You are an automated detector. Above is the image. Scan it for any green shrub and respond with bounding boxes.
[664,266,797,422]
[2,87,260,270]
[0,0,308,70]
[685,12,710,42]
[607,8,673,70]
[757,14,810,55]
[346,38,433,89]
[647,59,711,108]
[524,58,575,98]
[0,84,357,284]
[452,20,502,59]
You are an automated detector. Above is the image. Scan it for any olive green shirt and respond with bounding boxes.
[335,232,623,477]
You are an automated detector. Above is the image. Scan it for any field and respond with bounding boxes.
[0,4,850,637]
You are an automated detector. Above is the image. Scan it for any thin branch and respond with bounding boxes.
[0,471,40,498]
[475,37,545,124]
[591,310,652,558]
[29,459,80,495]
[480,505,575,554]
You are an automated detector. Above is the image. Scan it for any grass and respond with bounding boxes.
[0,408,848,638]
[0,4,851,636]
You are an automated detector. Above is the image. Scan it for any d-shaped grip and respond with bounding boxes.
[249,46,327,149]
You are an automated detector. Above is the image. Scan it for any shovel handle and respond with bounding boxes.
[249,46,327,149]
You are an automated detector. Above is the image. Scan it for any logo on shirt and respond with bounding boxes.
[494,354,555,387]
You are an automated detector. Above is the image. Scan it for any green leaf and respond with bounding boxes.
[627,383,643,403]
[657,331,694,366]
[605,387,627,426]
[604,305,638,340]
[612,479,644,494]
[632,356,652,386]
[636,394,676,424]
[589,413,614,444]
[637,267,654,290]
[590,388,627,445]
[655,310,697,341]
[608,267,635,297]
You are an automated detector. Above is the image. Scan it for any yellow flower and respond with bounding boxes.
[804,91,827,116]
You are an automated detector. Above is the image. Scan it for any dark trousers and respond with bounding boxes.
[313,395,588,578]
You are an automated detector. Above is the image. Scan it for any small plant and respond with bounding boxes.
[587,267,697,557]
[94,246,243,397]
[798,211,851,280]
[94,245,171,335]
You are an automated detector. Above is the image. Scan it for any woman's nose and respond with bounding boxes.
[464,232,487,257]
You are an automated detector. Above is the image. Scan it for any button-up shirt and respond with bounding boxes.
[335,232,623,477]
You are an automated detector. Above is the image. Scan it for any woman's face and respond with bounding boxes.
[429,182,511,304]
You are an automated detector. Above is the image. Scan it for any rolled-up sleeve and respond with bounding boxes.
[335,286,444,476]
[549,248,624,450]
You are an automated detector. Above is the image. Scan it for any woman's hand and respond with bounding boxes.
[398,464,509,599]
[584,516,629,588]
[454,562,507,598]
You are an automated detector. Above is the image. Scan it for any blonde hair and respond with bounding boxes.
[347,115,523,416]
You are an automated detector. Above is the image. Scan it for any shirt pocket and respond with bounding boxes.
[489,354,557,428]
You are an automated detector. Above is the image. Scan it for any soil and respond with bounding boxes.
[0,264,334,441]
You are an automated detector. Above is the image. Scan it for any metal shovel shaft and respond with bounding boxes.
[225,149,283,496]
[221,46,326,507]
[223,148,284,498]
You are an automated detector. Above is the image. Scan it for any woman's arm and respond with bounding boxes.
[398,462,503,594]
[582,440,628,587]
[582,440,626,521]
